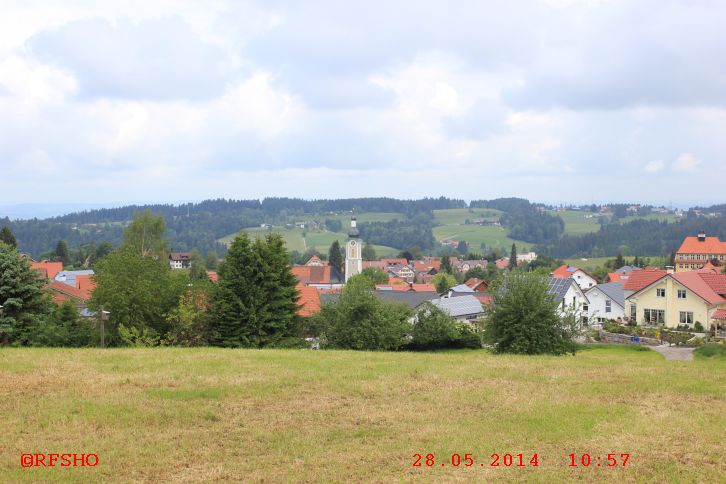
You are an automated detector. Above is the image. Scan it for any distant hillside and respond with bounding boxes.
[2,197,465,258]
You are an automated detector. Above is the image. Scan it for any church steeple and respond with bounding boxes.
[345,218,362,282]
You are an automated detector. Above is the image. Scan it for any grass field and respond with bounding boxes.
[433,208,502,225]
[433,225,532,251]
[2,346,724,482]
[564,256,667,272]
[219,226,399,257]
[557,210,602,236]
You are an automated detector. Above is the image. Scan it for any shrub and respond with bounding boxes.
[694,321,704,332]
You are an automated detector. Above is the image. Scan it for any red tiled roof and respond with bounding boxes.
[713,308,726,320]
[475,295,493,305]
[305,255,327,266]
[380,258,409,266]
[31,260,63,280]
[607,272,627,283]
[295,284,321,317]
[375,283,437,292]
[676,236,726,255]
[48,280,92,303]
[464,278,488,291]
[551,265,593,279]
[76,275,96,293]
[363,261,387,270]
[495,258,510,270]
[623,269,667,292]
[169,252,192,261]
[291,265,340,285]
[672,272,726,305]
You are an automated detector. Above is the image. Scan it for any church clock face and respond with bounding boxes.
[349,240,358,258]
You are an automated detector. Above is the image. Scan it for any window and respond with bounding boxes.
[656,288,665,298]
[679,311,693,326]
[605,300,612,313]
[677,290,687,299]
[583,304,589,312]
[630,304,636,319]
[644,309,665,324]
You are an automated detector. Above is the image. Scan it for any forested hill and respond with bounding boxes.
[1,197,466,258]
[536,215,726,258]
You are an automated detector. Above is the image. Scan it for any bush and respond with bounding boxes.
[694,321,704,332]
[309,276,412,350]
[485,273,578,355]
[407,304,482,350]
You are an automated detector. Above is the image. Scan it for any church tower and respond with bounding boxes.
[345,218,362,282]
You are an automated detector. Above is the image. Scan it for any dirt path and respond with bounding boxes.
[651,344,695,361]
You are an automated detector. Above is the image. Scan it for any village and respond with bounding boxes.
[21,217,726,346]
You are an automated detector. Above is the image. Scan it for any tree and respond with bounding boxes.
[328,240,343,272]
[96,241,113,260]
[0,226,17,248]
[206,250,219,270]
[35,300,94,347]
[309,276,411,350]
[360,267,389,285]
[89,247,188,345]
[615,253,625,269]
[0,242,50,345]
[123,209,168,258]
[209,233,300,348]
[432,272,457,293]
[485,273,578,355]
[456,240,468,255]
[441,255,453,274]
[508,244,517,270]
[165,287,211,346]
[188,249,207,281]
[361,243,377,261]
[464,266,487,281]
[55,240,70,265]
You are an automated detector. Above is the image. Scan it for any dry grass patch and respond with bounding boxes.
[1,345,724,482]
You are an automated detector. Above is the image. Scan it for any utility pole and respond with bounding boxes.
[99,307,108,348]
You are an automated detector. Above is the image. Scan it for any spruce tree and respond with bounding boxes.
[0,226,17,249]
[0,242,50,345]
[55,240,70,265]
[615,253,625,269]
[328,240,343,272]
[210,233,300,347]
[441,255,453,274]
[509,244,518,270]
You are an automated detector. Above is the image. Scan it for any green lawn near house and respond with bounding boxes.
[2,346,723,482]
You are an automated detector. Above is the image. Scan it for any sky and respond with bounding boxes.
[1,0,725,211]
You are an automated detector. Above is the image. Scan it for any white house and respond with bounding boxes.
[584,282,625,324]
[547,277,590,320]
[551,265,598,290]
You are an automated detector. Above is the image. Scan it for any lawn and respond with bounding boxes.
[2,346,724,482]
[433,208,503,225]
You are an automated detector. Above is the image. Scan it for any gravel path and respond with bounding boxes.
[651,344,695,361]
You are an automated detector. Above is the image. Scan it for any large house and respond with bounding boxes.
[675,232,726,272]
[551,265,598,290]
[625,270,726,329]
[30,260,63,279]
[169,252,192,269]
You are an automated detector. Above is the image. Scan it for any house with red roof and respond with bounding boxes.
[291,265,344,289]
[304,255,326,267]
[295,284,321,317]
[625,269,726,330]
[551,265,598,290]
[464,278,488,292]
[674,232,726,272]
[31,260,64,280]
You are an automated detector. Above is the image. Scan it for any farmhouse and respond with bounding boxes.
[169,252,192,269]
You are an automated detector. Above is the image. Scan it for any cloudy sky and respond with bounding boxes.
[1,0,725,210]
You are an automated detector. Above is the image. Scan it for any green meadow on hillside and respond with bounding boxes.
[2,346,723,482]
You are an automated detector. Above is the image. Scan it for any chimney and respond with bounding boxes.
[665,266,675,274]
[698,231,706,242]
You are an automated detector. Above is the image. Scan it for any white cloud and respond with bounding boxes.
[672,152,700,172]
[644,160,665,173]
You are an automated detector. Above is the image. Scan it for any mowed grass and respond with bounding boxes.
[2,346,724,482]
[433,225,532,251]
[557,210,602,235]
[433,208,503,225]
